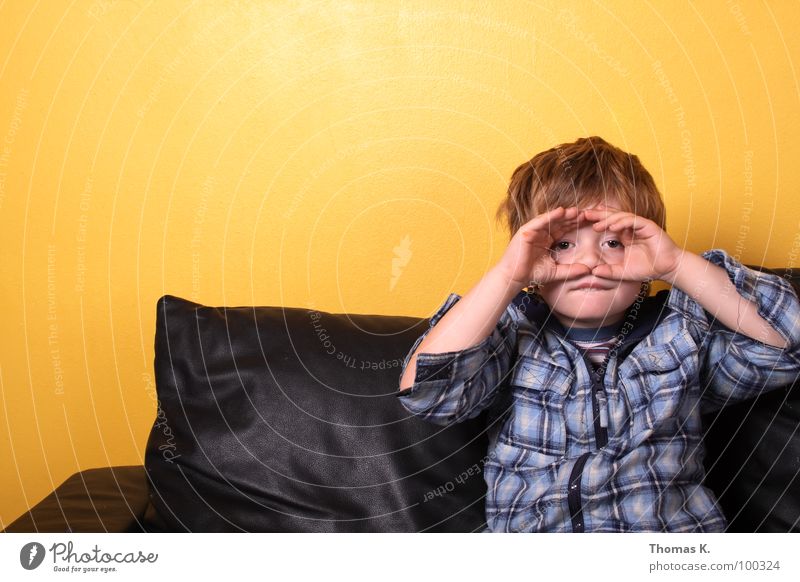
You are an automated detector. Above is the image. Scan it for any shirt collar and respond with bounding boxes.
[511,289,672,356]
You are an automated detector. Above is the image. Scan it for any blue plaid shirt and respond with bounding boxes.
[396,249,800,532]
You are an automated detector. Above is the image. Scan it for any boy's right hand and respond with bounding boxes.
[496,206,593,287]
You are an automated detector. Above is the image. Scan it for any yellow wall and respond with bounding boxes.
[1,0,799,526]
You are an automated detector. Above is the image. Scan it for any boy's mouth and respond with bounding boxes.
[572,280,613,291]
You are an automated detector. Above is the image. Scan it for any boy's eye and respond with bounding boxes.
[551,241,572,252]
[603,239,624,249]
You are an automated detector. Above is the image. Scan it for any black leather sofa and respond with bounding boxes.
[5,268,800,533]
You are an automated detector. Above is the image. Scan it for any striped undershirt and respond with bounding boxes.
[562,322,621,371]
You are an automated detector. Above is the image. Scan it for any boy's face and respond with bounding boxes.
[538,202,643,329]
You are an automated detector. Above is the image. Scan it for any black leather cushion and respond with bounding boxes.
[145,295,491,532]
[3,466,150,533]
[701,268,800,532]
[703,382,800,531]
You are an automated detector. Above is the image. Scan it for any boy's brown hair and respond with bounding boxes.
[495,136,666,237]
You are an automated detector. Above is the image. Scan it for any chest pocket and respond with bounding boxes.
[619,328,699,419]
[504,356,570,458]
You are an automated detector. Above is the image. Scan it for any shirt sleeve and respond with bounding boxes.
[666,248,800,414]
[395,292,522,425]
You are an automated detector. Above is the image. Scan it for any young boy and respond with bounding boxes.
[397,136,800,533]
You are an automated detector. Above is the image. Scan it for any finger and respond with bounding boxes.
[548,217,584,240]
[591,264,642,281]
[521,209,582,241]
[594,210,632,224]
[561,206,581,219]
[589,210,635,230]
[581,208,618,224]
[590,264,625,280]
[551,262,592,281]
[524,222,578,245]
[573,209,594,227]
[518,207,563,239]
[521,205,584,233]
[542,207,583,234]
[520,206,564,230]
[592,202,622,212]
[603,215,634,231]
[581,207,617,216]
[549,207,592,233]
[606,215,652,234]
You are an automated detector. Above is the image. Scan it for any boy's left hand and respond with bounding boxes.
[581,206,684,284]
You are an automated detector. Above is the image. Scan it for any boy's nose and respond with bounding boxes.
[573,246,604,268]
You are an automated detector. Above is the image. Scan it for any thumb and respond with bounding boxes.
[553,263,591,281]
[591,264,623,280]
